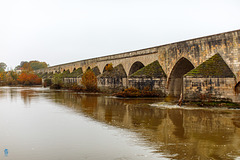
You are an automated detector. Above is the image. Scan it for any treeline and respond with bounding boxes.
[15,61,48,71]
[0,71,42,86]
[0,60,47,86]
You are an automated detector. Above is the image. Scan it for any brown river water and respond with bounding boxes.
[0,87,240,160]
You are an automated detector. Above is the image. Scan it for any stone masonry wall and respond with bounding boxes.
[128,77,166,92]
[64,78,82,85]
[97,77,127,92]
[183,77,236,101]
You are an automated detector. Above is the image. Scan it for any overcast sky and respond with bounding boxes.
[0,0,240,69]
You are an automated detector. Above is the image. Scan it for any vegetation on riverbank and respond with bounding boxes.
[0,71,42,86]
[46,69,99,92]
[113,87,163,98]
[0,60,48,86]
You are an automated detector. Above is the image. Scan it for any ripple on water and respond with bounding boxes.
[150,102,232,111]
[150,102,180,109]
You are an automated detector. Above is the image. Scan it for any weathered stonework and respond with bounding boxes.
[183,77,236,101]
[128,77,166,91]
[127,60,167,93]
[183,53,236,101]
[36,29,240,102]
[97,64,127,92]
[64,78,81,85]
[98,77,127,92]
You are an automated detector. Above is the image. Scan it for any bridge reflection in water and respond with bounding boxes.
[39,90,240,160]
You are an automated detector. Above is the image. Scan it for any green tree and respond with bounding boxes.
[15,61,48,71]
[52,73,63,85]
[0,62,7,72]
[29,61,48,70]
[15,61,28,70]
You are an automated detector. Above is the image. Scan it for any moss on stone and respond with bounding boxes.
[60,70,71,78]
[69,67,83,78]
[59,67,83,78]
[185,53,235,78]
[92,66,101,76]
[98,64,127,78]
[42,72,54,79]
[129,60,166,78]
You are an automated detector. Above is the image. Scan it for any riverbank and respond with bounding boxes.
[3,84,240,109]
[46,84,240,108]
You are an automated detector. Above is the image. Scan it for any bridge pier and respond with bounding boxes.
[37,30,240,102]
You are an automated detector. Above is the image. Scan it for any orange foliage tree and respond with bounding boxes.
[81,69,97,91]
[17,72,42,85]
[22,63,33,72]
[0,72,6,85]
[104,63,113,72]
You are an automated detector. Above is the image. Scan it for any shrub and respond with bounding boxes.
[44,78,52,87]
[50,84,62,89]
[52,73,63,86]
[70,83,85,92]
[114,87,161,98]
[81,69,98,91]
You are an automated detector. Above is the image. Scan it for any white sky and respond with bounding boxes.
[0,0,240,69]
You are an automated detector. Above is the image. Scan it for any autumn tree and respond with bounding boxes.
[104,63,113,72]
[9,71,18,81]
[6,71,18,85]
[17,72,42,85]
[15,61,48,71]
[22,63,33,72]
[81,69,98,91]
[0,72,6,85]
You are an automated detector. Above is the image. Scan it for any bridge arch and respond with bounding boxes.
[168,57,194,97]
[103,63,113,73]
[129,61,145,75]
[235,82,240,94]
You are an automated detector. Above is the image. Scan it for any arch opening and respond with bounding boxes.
[168,57,194,97]
[129,61,144,75]
[103,63,114,73]
[235,82,240,94]
[103,64,110,73]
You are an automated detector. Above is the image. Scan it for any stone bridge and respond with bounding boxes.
[37,29,240,102]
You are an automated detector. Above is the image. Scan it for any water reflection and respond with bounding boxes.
[46,91,240,160]
[0,87,42,104]
[1,87,240,159]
